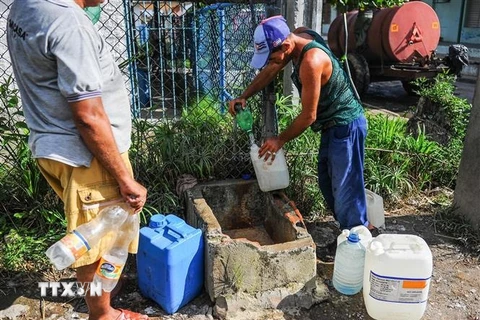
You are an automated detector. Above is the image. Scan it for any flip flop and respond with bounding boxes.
[115,308,149,320]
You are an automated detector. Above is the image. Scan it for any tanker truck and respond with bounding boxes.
[327,1,468,96]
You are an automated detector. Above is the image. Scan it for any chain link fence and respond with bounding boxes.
[1,1,291,213]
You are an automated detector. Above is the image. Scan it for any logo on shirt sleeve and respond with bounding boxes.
[8,18,28,40]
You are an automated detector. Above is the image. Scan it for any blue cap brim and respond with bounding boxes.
[250,51,269,69]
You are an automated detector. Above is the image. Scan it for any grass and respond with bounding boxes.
[0,228,59,272]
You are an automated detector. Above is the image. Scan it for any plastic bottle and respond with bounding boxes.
[45,205,130,270]
[234,104,253,133]
[250,143,289,192]
[93,214,139,292]
[336,225,372,248]
[332,231,366,295]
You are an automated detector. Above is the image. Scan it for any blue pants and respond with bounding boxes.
[318,114,368,230]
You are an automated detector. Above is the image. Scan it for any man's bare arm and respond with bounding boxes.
[229,59,290,115]
[70,97,147,211]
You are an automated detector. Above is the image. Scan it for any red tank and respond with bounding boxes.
[328,1,441,63]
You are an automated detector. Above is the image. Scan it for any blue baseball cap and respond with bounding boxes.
[251,16,290,69]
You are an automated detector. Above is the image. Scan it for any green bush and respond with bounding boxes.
[0,228,57,271]
[412,73,471,188]
[276,94,324,215]
[365,115,441,199]
[129,96,241,223]
[0,77,64,234]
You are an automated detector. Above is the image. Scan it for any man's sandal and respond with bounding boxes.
[115,308,149,320]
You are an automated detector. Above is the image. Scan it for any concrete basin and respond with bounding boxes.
[183,179,323,314]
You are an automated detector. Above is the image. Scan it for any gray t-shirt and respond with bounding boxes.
[7,0,131,167]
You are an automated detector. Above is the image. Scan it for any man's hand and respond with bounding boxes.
[119,178,147,213]
[259,137,285,162]
[228,98,246,116]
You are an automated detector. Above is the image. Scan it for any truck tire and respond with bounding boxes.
[346,53,370,98]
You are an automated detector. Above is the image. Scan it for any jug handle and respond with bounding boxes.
[166,224,187,238]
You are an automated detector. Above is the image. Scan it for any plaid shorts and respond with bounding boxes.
[37,153,139,268]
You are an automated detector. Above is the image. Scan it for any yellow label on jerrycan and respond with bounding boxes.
[363,234,433,320]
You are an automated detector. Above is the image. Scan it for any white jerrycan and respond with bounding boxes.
[363,234,433,320]
[365,189,385,228]
[250,144,289,192]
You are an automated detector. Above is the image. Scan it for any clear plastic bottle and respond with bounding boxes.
[45,205,130,270]
[336,225,372,248]
[93,214,139,292]
[332,231,366,295]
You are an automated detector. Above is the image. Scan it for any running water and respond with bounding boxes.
[249,132,255,146]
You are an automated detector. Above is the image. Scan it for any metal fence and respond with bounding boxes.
[0,0,276,178]
[125,1,267,119]
[0,1,283,211]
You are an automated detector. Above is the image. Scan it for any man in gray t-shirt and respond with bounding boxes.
[7,1,148,319]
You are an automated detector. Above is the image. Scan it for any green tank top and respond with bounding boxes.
[290,30,363,132]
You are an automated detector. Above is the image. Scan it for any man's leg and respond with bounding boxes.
[328,115,368,230]
[76,262,121,320]
[37,155,147,319]
[318,133,335,214]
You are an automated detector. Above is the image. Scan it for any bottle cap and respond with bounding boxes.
[347,232,360,243]
[149,214,166,228]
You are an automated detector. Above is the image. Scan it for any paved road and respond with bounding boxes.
[362,79,476,115]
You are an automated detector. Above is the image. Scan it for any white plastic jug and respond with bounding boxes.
[250,144,289,192]
[363,234,433,320]
[337,225,373,248]
[365,189,385,228]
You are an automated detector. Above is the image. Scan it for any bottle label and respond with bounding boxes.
[96,258,124,280]
[60,232,89,260]
[368,271,430,304]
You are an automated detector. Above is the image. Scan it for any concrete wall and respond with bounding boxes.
[454,71,480,230]
[428,0,462,43]
[461,28,480,45]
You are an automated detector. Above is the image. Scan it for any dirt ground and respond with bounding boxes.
[0,80,478,320]
[1,193,479,320]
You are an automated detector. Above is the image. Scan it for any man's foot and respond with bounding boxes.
[115,308,149,320]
